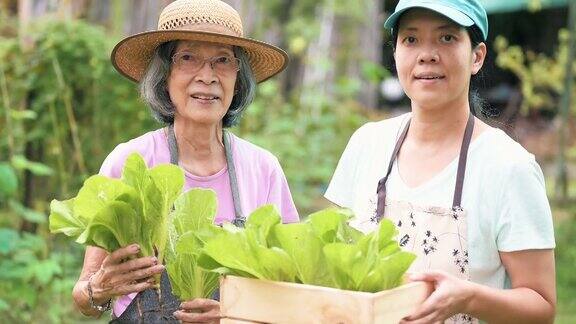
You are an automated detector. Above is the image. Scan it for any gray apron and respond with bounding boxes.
[110,125,245,323]
[371,114,477,323]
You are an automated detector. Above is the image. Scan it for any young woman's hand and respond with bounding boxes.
[174,298,221,323]
[89,244,165,304]
[400,270,475,323]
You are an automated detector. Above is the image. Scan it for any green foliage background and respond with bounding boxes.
[0,7,575,324]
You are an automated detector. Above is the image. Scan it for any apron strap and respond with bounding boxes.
[375,114,475,220]
[166,124,245,226]
[375,118,410,220]
[168,123,179,165]
[453,113,475,208]
[223,130,246,226]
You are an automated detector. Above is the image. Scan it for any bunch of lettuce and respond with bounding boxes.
[49,151,415,296]
[198,206,416,292]
[49,152,221,299]
[165,189,223,300]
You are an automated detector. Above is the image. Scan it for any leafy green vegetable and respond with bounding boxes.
[199,206,297,282]
[165,188,222,300]
[49,153,224,300]
[322,219,415,292]
[49,152,414,298]
[199,206,416,293]
[49,154,183,263]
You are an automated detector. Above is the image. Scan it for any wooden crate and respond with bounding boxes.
[220,275,432,324]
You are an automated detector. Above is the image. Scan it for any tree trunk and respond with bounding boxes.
[299,1,335,118]
[555,0,576,200]
[356,0,383,109]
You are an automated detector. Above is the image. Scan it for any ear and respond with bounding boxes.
[471,42,487,75]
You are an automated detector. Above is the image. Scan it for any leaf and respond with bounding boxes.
[163,188,222,301]
[32,259,62,285]
[245,205,281,246]
[167,232,220,300]
[272,223,327,285]
[0,228,19,255]
[49,199,85,236]
[172,188,218,238]
[323,242,362,290]
[0,299,8,311]
[121,153,149,191]
[251,246,296,282]
[9,109,37,120]
[49,153,180,260]
[149,164,185,213]
[8,200,46,223]
[376,219,398,251]
[0,163,18,197]
[374,251,416,290]
[74,175,137,221]
[11,155,53,176]
[201,231,267,279]
[308,208,360,244]
[82,201,141,252]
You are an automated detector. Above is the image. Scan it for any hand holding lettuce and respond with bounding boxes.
[49,153,222,300]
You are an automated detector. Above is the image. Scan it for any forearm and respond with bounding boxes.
[72,279,110,318]
[465,282,555,323]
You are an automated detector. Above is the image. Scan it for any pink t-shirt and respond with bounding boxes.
[98,128,299,317]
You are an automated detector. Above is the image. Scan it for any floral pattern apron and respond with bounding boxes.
[365,114,477,324]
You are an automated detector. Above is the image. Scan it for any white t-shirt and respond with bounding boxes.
[325,113,555,289]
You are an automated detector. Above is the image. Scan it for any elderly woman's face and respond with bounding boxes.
[394,9,485,111]
[167,41,238,126]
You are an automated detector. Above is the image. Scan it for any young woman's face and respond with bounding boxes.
[394,9,486,111]
[167,41,238,126]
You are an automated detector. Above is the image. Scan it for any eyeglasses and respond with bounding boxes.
[171,52,241,74]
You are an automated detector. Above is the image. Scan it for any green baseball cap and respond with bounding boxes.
[384,0,488,41]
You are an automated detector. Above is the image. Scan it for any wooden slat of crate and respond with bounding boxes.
[220,275,431,324]
[221,318,262,324]
[373,280,433,323]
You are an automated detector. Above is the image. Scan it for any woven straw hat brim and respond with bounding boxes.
[111,30,289,83]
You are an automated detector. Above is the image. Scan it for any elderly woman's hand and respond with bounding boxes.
[174,298,221,324]
[89,244,165,305]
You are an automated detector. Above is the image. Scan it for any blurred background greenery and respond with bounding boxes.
[0,0,575,323]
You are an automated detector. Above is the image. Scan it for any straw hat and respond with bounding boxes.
[111,0,289,83]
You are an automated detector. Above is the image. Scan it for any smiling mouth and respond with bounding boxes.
[415,76,445,80]
[191,94,220,100]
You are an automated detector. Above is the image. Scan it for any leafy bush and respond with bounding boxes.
[494,30,576,116]
[555,212,576,318]
[235,80,369,214]
[0,19,156,323]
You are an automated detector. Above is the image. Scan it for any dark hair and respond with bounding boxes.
[467,25,490,118]
[139,41,257,127]
[391,23,489,117]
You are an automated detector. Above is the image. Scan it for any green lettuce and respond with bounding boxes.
[49,153,183,260]
[198,206,416,293]
[49,153,222,299]
[50,152,415,297]
[165,188,223,300]
[199,206,297,282]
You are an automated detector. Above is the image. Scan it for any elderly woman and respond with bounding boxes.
[72,0,299,323]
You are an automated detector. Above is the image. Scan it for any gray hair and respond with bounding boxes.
[139,41,256,127]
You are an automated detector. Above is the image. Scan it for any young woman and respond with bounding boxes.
[325,0,556,323]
